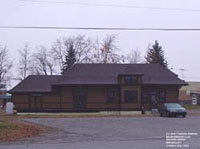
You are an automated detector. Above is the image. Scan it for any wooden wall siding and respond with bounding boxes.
[142,85,180,110]
[142,85,179,102]
[87,103,119,110]
[12,94,29,104]
[87,86,119,103]
[166,86,179,102]
[14,103,29,109]
[60,103,73,110]
[11,85,180,112]
[87,86,106,103]
[43,103,60,109]
[12,94,29,110]
[60,87,73,103]
[42,93,60,103]
[120,104,141,110]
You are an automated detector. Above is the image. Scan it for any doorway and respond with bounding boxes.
[150,92,158,110]
[73,88,87,111]
[29,94,42,111]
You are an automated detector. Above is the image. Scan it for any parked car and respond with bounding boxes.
[159,103,187,117]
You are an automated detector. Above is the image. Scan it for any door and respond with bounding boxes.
[73,88,86,111]
[29,94,42,111]
[150,92,157,109]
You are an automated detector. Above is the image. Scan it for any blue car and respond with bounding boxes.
[160,103,187,117]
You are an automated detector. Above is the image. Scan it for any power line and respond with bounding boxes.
[1,26,200,31]
[19,0,200,13]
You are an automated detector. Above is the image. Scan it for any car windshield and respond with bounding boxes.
[165,103,182,108]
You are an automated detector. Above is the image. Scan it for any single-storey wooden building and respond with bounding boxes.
[9,64,187,112]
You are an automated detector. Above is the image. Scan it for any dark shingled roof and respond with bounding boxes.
[9,75,61,93]
[10,64,187,93]
[57,64,186,85]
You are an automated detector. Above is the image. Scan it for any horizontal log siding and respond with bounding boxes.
[12,94,29,110]
[142,85,180,110]
[60,87,73,110]
[42,92,60,110]
[166,86,179,103]
[87,86,106,103]
[86,103,119,110]
[43,94,59,103]
[60,87,73,103]
[86,86,120,110]
[11,85,180,112]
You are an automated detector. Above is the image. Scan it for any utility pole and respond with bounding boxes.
[179,68,187,78]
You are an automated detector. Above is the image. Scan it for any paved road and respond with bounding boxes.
[1,116,200,149]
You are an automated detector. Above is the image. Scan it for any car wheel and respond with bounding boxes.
[163,111,167,117]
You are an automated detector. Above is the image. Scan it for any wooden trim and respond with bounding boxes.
[34,96,36,108]
[59,88,62,109]
[140,85,143,110]
[28,93,31,109]
[43,102,61,104]
[119,86,121,111]
[177,87,180,102]
[10,94,13,102]
[87,102,120,105]
[60,102,73,104]
[41,94,43,110]
[13,102,29,104]
[44,102,123,104]
[53,84,120,87]
[43,102,73,104]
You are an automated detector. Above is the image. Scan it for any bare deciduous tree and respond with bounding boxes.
[51,38,65,71]
[51,35,93,73]
[126,49,142,64]
[18,44,32,80]
[91,35,121,63]
[65,35,92,63]
[90,39,101,63]
[0,45,12,86]
[31,46,55,75]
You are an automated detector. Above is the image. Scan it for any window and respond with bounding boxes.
[159,90,166,102]
[124,90,138,103]
[107,90,116,103]
[124,76,137,84]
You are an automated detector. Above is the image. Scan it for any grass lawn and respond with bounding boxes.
[0,115,46,141]
[0,121,17,130]
[183,104,200,110]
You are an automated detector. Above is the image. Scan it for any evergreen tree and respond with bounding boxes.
[145,40,168,68]
[62,44,76,73]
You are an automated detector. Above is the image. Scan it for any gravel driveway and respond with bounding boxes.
[0,116,200,149]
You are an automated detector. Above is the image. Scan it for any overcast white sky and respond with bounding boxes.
[1,0,200,86]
